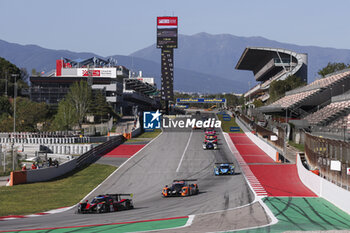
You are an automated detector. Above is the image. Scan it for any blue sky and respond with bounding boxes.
[1,0,349,56]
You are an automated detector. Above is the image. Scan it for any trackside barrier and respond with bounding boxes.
[10,171,26,185]
[76,135,124,168]
[236,117,278,162]
[9,135,125,185]
[26,159,77,183]
[296,153,350,215]
[131,127,142,138]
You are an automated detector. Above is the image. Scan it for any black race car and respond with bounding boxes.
[77,194,133,214]
[162,180,199,197]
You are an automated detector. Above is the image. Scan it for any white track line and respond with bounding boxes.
[223,133,268,197]
[176,130,193,173]
[80,130,164,202]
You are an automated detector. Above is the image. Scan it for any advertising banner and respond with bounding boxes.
[176,98,226,103]
[77,68,116,78]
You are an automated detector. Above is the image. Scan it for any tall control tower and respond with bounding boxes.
[156,16,178,111]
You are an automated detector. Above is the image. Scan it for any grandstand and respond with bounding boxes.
[259,69,350,117]
[235,47,308,103]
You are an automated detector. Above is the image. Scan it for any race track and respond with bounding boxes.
[0,114,268,232]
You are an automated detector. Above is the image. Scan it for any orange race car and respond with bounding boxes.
[162,180,199,197]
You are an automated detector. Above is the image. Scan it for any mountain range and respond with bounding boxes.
[1,33,350,93]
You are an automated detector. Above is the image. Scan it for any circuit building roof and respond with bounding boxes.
[235,47,308,100]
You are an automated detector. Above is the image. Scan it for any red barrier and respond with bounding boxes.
[10,171,27,186]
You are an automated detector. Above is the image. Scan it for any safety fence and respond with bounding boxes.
[305,132,350,190]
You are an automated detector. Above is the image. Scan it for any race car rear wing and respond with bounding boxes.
[173,179,197,182]
[106,194,134,200]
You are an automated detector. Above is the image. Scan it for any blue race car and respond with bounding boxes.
[214,163,235,175]
[203,141,218,150]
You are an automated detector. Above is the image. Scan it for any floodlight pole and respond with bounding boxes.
[11,74,18,171]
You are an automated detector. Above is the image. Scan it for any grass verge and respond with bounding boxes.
[217,114,243,133]
[288,140,305,152]
[0,164,116,216]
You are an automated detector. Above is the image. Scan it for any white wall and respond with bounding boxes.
[26,159,77,183]
[236,117,277,162]
[296,154,350,215]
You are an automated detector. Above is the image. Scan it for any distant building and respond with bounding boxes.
[235,47,308,103]
[29,57,159,115]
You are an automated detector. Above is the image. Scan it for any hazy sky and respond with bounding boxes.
[1,0,349,56]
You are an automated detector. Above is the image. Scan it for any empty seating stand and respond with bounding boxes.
[269,89,319,108]
[304,100,350,125]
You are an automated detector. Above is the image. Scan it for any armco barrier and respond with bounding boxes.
[76,135,124,168]
[236,117,277,162]
[296,153,350,215]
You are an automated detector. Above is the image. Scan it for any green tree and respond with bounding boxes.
[269,75,306,103]
[0,96,11,116]
[54,80,92,129]
[90,90,112,123]
[66,81,92,128]
[0,97,48,132]
[15,97,48,131]
[0,57,28,97]
[52,98,76,131]
[252,99,264,108]
[318,62,350,78]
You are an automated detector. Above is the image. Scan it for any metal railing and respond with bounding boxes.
[305,132,350,190]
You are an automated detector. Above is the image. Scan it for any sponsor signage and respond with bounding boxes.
[157,16,178,49]
[330,160,341,171]
[137,77,155,85]
[157,17,178,27]
[176,98,226,103]
[230,127,240,132]
[77,68,116,78]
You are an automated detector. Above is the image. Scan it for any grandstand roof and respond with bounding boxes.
[63,57,117,68]
[125,78,157,95]
[235,47,307,82]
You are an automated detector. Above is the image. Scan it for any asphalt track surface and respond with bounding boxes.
[0,114,270,232]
